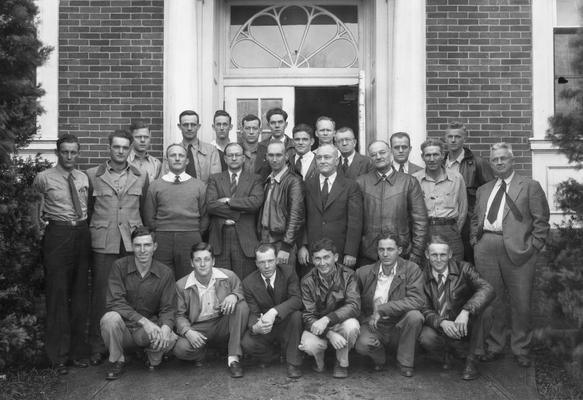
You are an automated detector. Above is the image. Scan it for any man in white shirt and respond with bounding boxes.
[211,110,232,171]
[290,123,316,180]
[128,119,162,182]
[390,132,423,175]
[335,127,373,180]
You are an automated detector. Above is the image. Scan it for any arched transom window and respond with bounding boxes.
[229,5,359,69]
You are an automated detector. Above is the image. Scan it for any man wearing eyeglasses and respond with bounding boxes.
[207,143,265,280]
[335,127,373,180]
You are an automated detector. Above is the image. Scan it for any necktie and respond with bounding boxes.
[186,144,197,178]
[230,172,238,195]
[295,155,303,178]
[487,180,506,224]
[342,157,349,173]
[265,278,275,300]
[321,177,329,207]
[174,175,181,184]
[261,178,275,228]
[398,163,405,173]
[437,273,447,317]
[68,173,83,219]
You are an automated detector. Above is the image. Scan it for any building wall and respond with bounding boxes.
[426,0,533,176]
[59,0,165,171]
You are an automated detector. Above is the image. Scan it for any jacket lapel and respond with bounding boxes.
[387,259,405,299]
[307,176,323,212]
[233,170,251,198]
[324,174,344,209]
[504,173,524,220]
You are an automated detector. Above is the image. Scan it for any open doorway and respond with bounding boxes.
[295,86,359,149]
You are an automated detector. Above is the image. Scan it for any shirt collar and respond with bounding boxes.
[418,167,452,183]
[55,163,74,177]
[319,171,337,186]
[376,168,394,182]
[378,262,397,279]
[127,257,162,278]
[162,171,192,182]
[128,149,151,162]
[261,271,277,286]
[106,160,129,173]
[184,268,229,290]
[270,166,288,183]
[342,151,356,163]
[432,267,449,282]
[228,169,242,178]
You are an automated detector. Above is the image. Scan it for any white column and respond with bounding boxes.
[389,0,426,165]
[164,0,199,147]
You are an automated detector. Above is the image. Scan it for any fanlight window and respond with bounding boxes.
[229,5,359,69]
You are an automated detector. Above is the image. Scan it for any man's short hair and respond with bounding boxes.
[390,132,411,147]
[426,235,451,249]
[179,110,200,124]
[108,129,133,145]
[224,142,243,155]
[292,123,314,139]
[310,238,338,255]
[266,108,288,122]
[367,140,391,152]
[491,142,514,157]
[420,139,445,154]
[315,116,336,129]
[446,121,468,134]
[241,114,261,127]
[166,143,187,158]
[131,226,155,242]
[129,119,149,132]
[377,232,404,249]
[336,126,355,138]
[255,243,277,257]
[56,134,80,151]
[214,110,232,124]
[190,242,214,259]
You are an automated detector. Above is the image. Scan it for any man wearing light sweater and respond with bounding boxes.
[144,144,209,280]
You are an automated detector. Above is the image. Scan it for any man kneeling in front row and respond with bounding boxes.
[419,235,495,380]
[241,244,303,378]
[173,242,249,378]
[100,227,177,380]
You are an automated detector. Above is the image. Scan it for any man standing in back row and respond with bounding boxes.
[255,108,295,180]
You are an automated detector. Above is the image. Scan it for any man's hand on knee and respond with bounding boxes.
[185,329,207,349]
[326,330,347,350]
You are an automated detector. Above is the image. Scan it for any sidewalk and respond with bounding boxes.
[54,352,539,400]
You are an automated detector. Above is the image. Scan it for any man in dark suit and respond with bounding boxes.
[254,108,295,180]
[290,123,317,181]
[470,142,550,368]
[207,143,264,280]
[241,244,303,378]
[390,132,423,175]
[335,127,374,180]
[298,143,363,273]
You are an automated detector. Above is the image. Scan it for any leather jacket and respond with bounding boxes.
[259,168,305,252]
[356,171,428,260]
[300,263,360,334]
[421,259,495,330]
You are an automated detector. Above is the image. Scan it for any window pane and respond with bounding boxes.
[556,0,583,27]
[554,30,583,114]
[236,99,258,126]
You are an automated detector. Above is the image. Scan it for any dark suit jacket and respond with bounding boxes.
[242,266,302,329]
[341,152,374,180]
[303,173,363,258]
[254,136,296,180]
[470,173,550,266]
[206,169,264,258]
[291,152,317,181]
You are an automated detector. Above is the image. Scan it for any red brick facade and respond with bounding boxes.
[426,0,532,176]
[59,0,165,171]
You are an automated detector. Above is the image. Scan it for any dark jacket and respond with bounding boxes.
[242,266,302,329]
[301,263,360,334]
[303,173,363,258]
[207,169,264,258]
[340,152,374,180]
[356,257,424,322]
[356,171,428,260]
[421,260,495,330]
[254,136,296,181]
[258,168,305,252]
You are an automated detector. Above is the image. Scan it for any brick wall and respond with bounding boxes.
[59,0,164,171]
[426,0,533,176]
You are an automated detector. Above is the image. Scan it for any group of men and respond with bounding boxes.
[33,107,550,383]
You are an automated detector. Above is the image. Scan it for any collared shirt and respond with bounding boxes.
[210,139,227,152]
[243,144,258,170]
[161,171,192,183]
[445,148,465,174]
[128,149,162,183]
[184,268,229,322]
[431,268,449,283]
[105,256,176,329]
[228,168,241,186]
[319,171,337,190]
[33,165,89,222]
[341,151,356,167]
[106,161,131,192]
[261,271,277,288]
[297,151,315,179]
[483,172,515,232]
[392,160,411,174]
[414,168,468,230]
[373,263,397,307]
[376,168,394,182]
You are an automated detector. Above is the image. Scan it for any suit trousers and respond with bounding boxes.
[428,224,464,261]
[154,230,201,280]
[300,318,360,368]
[355,310,424,368]
[100,311,177,365]
[43,222,90,363]
[474,232,537,356]
[241,310,303,366]
[214,225,257,281]
[173,301,249,361]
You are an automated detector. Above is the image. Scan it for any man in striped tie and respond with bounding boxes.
[419,235,495,380]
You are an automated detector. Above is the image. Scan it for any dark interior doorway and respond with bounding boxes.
[295,86,359,149]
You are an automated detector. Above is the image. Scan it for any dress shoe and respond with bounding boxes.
[54,362,69,375]
[514,355,532,368]
[90,352,104,366]
[287,364,302,379]
[399,364,414,378]
[442,352,453,370]
[332,363,348,379]
[461,357,479,380]
[105,361,125,380]
[479,351,503,363]
[70,359,89,368]
[229,361,244,378]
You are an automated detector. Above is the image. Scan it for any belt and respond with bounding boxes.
[428,217,456,225]
[47,219,87,226]
[483,230,503,236]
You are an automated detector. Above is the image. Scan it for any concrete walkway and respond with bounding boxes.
[54,351,539,400]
